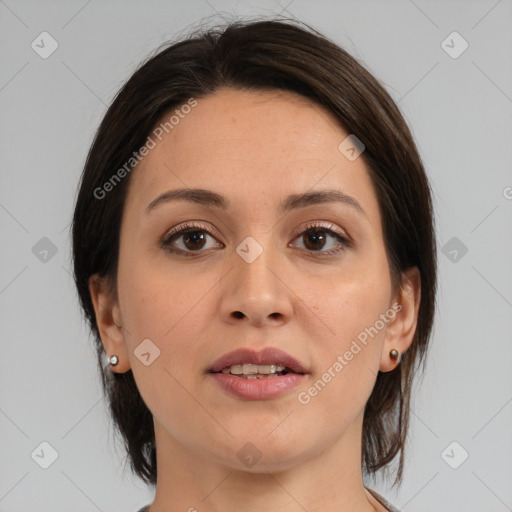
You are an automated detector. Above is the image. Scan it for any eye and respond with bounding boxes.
[160,221,350,257]
[290,222,351,256]
[160,222,222,256]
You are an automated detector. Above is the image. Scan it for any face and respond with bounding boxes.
[91,87,418,473]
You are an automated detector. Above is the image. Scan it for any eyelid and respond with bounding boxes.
[293,220,351,243]
[160,219,352,255]
[162,221,220,241]
[163,220,349,242]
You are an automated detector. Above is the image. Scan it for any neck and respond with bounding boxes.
[148,413,380,512]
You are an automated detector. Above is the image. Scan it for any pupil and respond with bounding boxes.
[305,230,325,250]
[184,231,205,250]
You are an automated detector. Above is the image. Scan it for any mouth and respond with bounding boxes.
[207,347,308,400]
[207,347,308,377]
[216,363,299,379]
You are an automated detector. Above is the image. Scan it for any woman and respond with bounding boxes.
[72,17,437,512]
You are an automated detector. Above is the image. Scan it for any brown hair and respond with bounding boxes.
[72,17,437,487]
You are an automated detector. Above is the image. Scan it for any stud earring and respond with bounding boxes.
[389,349,400,363]
[109,355,119,366]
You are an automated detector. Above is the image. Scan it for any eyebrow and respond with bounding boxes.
[146,187,366,217]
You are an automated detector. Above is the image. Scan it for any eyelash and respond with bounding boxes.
[160,221,351,258]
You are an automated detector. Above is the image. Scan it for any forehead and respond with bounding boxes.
[126,87,379,221]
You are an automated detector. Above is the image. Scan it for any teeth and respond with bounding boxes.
[221,363,286,375]
[243,364,257,374]
[246,374,279,379]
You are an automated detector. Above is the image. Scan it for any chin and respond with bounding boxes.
[215,434,316,474]
[230,452,307,474]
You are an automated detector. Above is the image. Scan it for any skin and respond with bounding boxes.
[89,87,421,512]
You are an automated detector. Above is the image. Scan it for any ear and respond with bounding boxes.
[379,266,421,372]
[88,274,131,373]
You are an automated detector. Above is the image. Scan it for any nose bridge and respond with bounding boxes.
[238,237,278,293]
[221,232,293,325]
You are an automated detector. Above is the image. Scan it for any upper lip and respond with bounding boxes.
[208,347,308,374]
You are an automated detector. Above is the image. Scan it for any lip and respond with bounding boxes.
[207,347,308,401]
[208,347,308,374]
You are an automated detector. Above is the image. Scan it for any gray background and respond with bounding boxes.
[1,0,511,511]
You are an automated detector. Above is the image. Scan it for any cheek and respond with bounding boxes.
[314,247,392,350]
[335,280,391,342]
[301,251,392,402]
[116,251,216,391]
[117,248,209,342]
[115,259,206,428]
[296,284,390,428]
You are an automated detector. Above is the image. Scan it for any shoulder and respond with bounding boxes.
[366,487,402,512]
[136,492,401,512]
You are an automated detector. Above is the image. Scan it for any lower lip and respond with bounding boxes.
[209,372,306,400]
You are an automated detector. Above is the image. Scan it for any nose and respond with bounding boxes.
[219,240,294,328]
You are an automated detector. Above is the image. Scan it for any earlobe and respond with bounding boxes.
[88,274,131,373]
[379,266,421,373]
